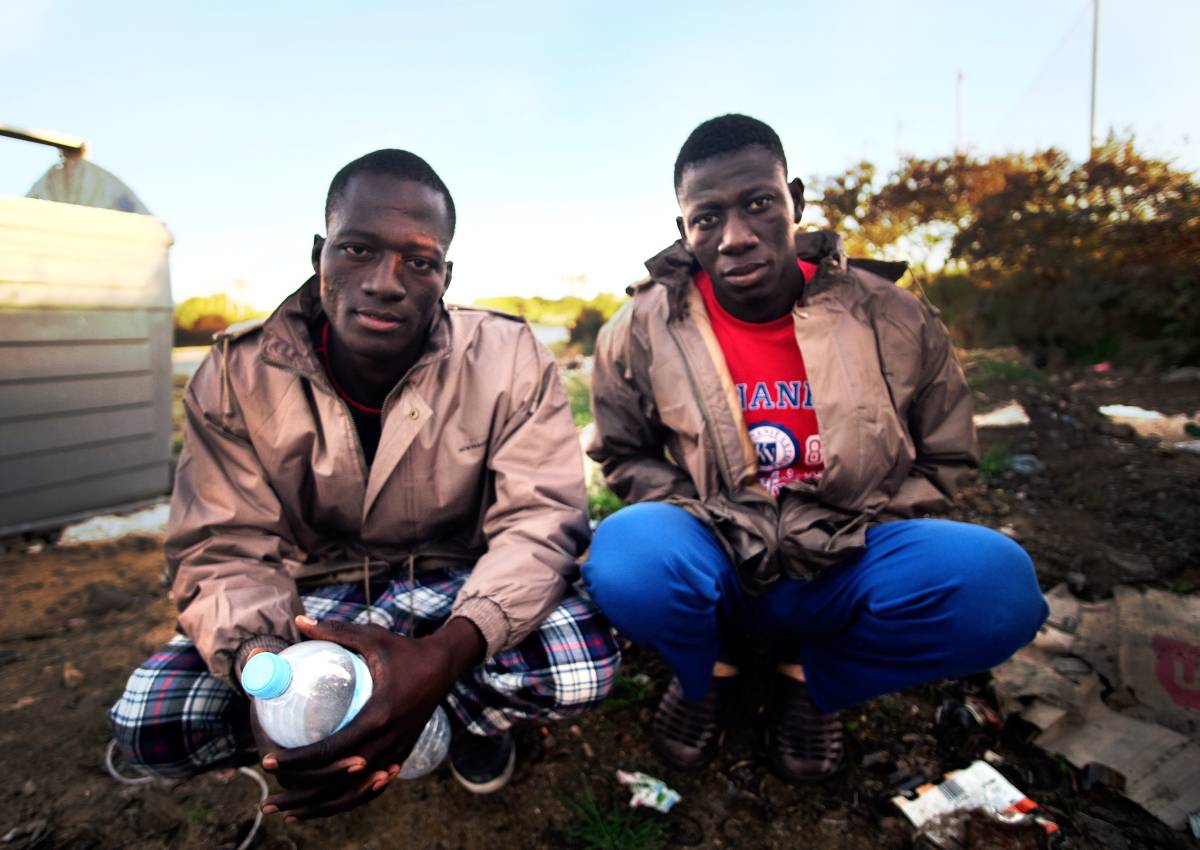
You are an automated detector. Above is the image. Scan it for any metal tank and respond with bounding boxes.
[0,125,174,537]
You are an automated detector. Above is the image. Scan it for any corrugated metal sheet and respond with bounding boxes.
[0,196,174,537]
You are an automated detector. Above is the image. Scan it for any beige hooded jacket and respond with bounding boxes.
[167,278,589,684]
[588,231,977,591]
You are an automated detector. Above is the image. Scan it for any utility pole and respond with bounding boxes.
[1090,0,1100,157]
[956,70,966,155]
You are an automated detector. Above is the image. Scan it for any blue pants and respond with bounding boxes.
[582,503,1048,713]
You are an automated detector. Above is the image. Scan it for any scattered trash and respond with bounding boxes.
[616,770,681,813]
[998,525,1020,541]
[1189,810,1200,839]
[1006,455,1044,477]
[991,583,1200,830]
[1103,548,1156,584]
[1162,367,1200,384]
[0,819,49,846]
[62,661,84,688]
[58,501,169,545]
[1097,404,1199,443]
[1091,362,1112,373]
[862,750,894,771]
[914,807,1050,850]
[1081,762,1126,793]
[973,402,1031,429]
[892,761,1055,837]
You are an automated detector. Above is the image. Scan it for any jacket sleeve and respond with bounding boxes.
[449,326,591,657]
[166,345,304,684]
[886,311,979,516]
[586,303,700,504]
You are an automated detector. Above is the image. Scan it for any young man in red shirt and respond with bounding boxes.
[583,115,1047,782]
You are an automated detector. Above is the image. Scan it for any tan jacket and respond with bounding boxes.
[588,231,977,590]
[167,278,589,683]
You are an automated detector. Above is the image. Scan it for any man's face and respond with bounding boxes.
[315,174,452,364]
[676,146,804,316]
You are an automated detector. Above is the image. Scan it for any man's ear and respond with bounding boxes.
[788,178,806,223]
[443,260,453,296]
[311,235,325,274]
[676,215,687,242]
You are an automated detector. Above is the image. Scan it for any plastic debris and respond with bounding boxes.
[1189,810,1200,839]
[1098,404,1199,443]
[914,807,1050,850]
[59,502,169,545]
[616,770,680,813]
[892,761,1055,834]
[1007,454,1045,476]
[973,402,1031,429]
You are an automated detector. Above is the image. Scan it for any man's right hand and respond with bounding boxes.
[257,614,484,821]
[244,647,376,794]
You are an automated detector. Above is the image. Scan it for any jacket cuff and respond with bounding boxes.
[448,596,509,659]
[234,635,292,677]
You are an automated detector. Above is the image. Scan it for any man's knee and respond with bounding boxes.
[938,526,1048,664]
[108,654,248,779]
[583,502,724,626]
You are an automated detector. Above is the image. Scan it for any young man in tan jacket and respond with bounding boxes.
[110,150,618,816]
[582,115,1047,783]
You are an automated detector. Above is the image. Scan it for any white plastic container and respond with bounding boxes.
[240,640,449,778]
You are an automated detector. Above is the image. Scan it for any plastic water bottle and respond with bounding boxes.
[240,640,450,779]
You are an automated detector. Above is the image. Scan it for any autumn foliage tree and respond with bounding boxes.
[815,137,1200,365]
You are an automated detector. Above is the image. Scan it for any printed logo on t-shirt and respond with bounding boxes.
[749,422,823,494]
[749,422,797,471]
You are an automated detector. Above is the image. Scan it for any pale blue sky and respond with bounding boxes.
[2,0,1196,307]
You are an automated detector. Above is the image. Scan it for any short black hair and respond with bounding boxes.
[325,149,456,241]
[673,114,788,192]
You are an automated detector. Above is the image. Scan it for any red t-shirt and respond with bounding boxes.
[695,259,823,495]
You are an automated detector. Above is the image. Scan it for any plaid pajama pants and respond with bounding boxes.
[108,568,620,779]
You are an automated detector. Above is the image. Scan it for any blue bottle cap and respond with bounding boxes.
[240,652,292,699]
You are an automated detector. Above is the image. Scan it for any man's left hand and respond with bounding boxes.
[260,614,484,821]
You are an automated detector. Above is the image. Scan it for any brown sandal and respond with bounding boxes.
[652,675,738,770]
[764,674,844,782]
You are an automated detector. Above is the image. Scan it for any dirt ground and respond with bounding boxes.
[1,358,1198,849]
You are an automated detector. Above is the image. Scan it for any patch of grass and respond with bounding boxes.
[966,357,1043,388]
[564,373,594,428]
[588,486,624,522]
[603,673,657,713]
[186,800,210,826]
[561,774,665,850]
[978,446,1012,484]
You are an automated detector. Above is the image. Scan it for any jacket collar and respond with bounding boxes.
[258,275,453,383]
[642,229,851,321]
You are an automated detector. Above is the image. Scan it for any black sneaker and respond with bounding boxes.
[449,721,516,794]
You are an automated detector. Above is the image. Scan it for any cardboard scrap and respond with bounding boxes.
[1032,690,1200,830]
[1113,586,1200,734]
[992,583,1200,830]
